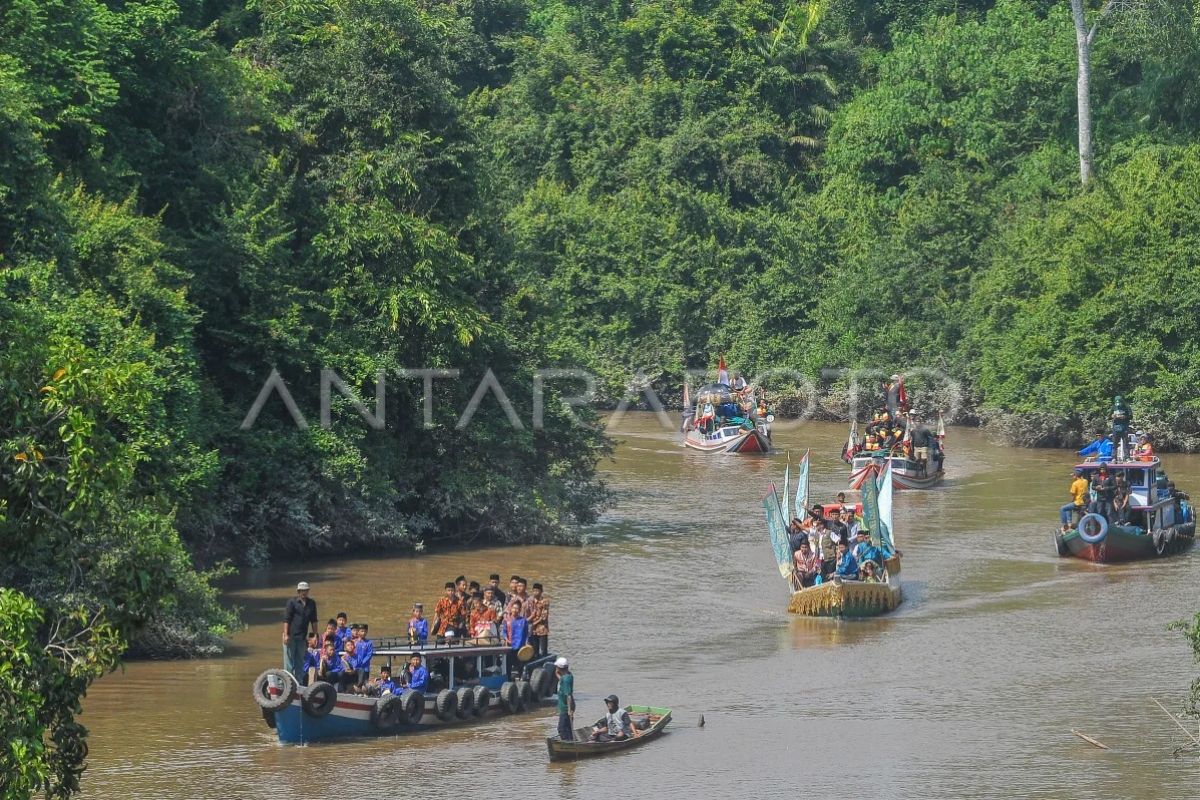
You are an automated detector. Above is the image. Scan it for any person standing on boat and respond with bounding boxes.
[1078,432,1113,462]
[408,603,429,644]
[526,583,550,658]
[487,574,507,606]
[1061,469,1090,531]
[504,598,529,675]
[1089,465,1116,521]
[1111,395,1133,458]
[554,657,575,741]
[432,582,462,639]
[282,581,318,683]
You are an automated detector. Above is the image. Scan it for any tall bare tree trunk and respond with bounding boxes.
[1070,0,1094,187]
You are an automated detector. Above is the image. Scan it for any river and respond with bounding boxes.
[80,414,1199,799]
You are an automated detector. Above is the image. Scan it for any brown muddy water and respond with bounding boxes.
[81,413,1200,799]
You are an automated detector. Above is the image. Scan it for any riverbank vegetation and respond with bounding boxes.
[3,0,1200,794]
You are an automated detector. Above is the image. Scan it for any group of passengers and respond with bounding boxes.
[298,574,550,695]
[852,408,944,475]
[786,495,889,591]
[690,371,770,435]
[1061,464,1190,532]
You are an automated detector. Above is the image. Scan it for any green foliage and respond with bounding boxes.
[1169,609,1200,717]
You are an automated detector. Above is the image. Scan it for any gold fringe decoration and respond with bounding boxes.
[788,579,902,617]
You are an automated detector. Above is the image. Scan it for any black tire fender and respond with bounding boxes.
[371,693,404,729]
[400,689,424,724]
[252,668,296,712]
[499,681,519,713]
[302,681,337,718]
[471,685,491,717]
[454,686,474,719]
[435,688,457,721]
[516,679,533,711]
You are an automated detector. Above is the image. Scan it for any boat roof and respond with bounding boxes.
[373,637,516,659]
[1074,457,1161,472]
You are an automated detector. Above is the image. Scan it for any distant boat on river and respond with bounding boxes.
[681,380,771,454]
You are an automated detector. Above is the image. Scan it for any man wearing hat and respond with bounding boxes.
[554,657,575,741]
[589,695,638,742]
[282,581,318,682]
[1062,469,1089,531]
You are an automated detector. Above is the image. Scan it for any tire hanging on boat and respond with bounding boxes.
[371,694,405,729]
[454,686,474,719]
[529,666,550,697]
[434,689,457,721]
[499,681,519,713]
[252,668,297,712]
[471,685,491,717]
[1053,530,1069,557]
[515,679,533,711]
[1077,513,1108,544]
[302,682,337,718]
[399,689,424,724]
[1154,528,1169,555]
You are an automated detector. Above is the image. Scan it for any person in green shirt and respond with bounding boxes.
[554,657,575,741]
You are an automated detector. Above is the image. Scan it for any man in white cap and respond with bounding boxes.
[554,657,575,742]
[282,581,318,682]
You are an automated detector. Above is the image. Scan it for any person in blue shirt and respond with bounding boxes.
[851,529,886,566]
[1078,432,1113,462]
[834,541,859,579]
[408,604,429,645]
[301,632,321,685]
[504,598,529,678]
[350,624,374,691]
[371,665,399,696]
[316,641,341,683]
[333,612,352,651]
[403,653,428,694]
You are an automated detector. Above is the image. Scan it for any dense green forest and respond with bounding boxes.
[2,0,1200,794]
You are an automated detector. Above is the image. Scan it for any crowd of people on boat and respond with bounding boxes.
[281,573,551,695]
[1060,464,1189,532]
[785,496,890,590]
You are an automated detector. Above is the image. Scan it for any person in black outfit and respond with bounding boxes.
[1089,466,1116,521]
[283,581,318,683]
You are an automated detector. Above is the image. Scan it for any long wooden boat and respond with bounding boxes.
[253,639,559,744]
[1054,457,1195,563]
[546,705,671,761]
[765,461,903,618]
[681,381,772,454]
[787,556,902,617]
[849,454,942,490]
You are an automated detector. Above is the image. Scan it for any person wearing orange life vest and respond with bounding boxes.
[1133,434,1155,462]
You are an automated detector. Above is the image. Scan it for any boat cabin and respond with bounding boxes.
[372,637,528,694]
[1075,457,1181,531]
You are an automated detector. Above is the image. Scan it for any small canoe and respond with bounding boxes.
[546,705,671,761]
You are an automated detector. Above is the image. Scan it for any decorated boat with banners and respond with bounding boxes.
[252,638,559,744]
[844,412,945,490]
[546,705,672,761]
[763,453,902,618]
[1054,457,1195,563]
[681,375,771,454]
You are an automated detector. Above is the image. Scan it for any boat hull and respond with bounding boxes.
[683,426,770,454]
[849,457,942,490]
[546,706,671,761]
[788,557,903,618]
[1058,523,1195,563]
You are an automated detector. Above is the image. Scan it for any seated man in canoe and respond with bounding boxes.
[589,695,640,742]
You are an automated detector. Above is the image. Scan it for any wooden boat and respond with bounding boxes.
[683,422,770,453]
[764,461,903,618]
[546,705,671,761]
[787,556,902,617]
[681,381,771,454]
[1054,457,1195,563]
[253,638,560,744]
[849,453,942,490]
